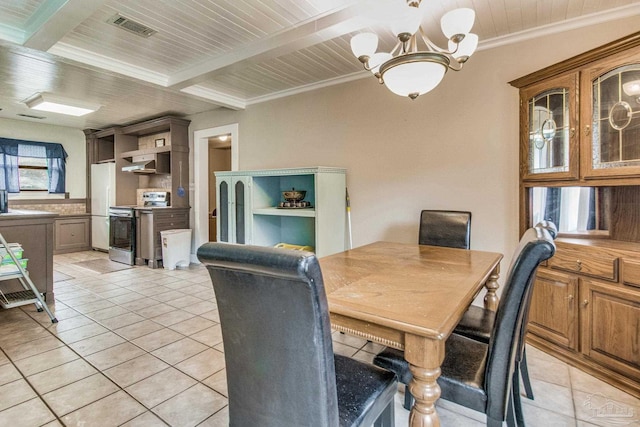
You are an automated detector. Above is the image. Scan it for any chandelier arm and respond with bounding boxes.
[418,27,454,55]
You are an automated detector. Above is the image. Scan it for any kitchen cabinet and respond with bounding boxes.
[0,210,56,301]
[215,167,347,258]
[54,215,90,254]
[512,31,640,398]
[135,207,189,268]
[85,116,191,210]
[121,116,191,208]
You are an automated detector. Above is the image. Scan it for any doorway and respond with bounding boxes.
[208,136,232,242]
[193,124,238,254]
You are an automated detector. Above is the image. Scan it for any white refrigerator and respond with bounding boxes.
[91,163,116,251]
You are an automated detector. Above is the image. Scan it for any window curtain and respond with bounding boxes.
[0,137,68,193]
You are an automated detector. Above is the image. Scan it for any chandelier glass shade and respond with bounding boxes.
[351,1,478,99]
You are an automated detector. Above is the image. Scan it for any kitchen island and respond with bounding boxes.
[0,210,58,301]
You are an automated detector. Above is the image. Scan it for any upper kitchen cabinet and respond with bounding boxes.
[511,31,640,185]
[520,73,579,181]
[121,116,190,208]
[85,127,138,206]
[87,116,191,209]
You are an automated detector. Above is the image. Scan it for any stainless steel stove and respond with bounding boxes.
[108,205,136,265]
[142,191,170,207]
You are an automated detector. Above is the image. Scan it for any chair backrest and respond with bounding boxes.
[535,220,558,239]
[197,243,338,427]
[419,210,471,249]
[484,226,555,420]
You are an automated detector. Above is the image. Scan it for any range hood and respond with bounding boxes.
[122,153,169,174]
[122,159,157,174]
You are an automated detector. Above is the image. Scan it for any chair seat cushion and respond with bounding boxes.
[439,334,488,413]
[374,335,489,414]
[334,355,398,427]
[454,305,495,343]
[373,347,412,385]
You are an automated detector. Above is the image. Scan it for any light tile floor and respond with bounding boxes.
[0,250,638,426]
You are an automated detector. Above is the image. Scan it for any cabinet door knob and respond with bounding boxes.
[568,295,574,302]
[570,128,575,138]
[585,125,591,136]
[582,299,589,307]
[575,259,582,271]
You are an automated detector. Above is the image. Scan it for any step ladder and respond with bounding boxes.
[0,233,57,323]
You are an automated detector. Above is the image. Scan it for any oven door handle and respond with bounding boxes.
[109,212,133,218]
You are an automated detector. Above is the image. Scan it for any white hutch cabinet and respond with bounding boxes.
[215,167,347,257]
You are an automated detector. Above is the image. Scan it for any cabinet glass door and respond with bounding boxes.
[586,63,640,177]
[235,180,245,244]
[521,74,578,180]
[218,180,229,242]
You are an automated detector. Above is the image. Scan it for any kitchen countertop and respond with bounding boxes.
[0,209,59,219]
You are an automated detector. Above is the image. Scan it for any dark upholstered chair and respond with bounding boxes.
[197,242,397,427]
[376,209,472,409]
[455,220,558,405]
[374,226,556,426]
[418,210,471,249]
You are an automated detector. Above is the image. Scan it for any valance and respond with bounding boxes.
[0,137,68,159]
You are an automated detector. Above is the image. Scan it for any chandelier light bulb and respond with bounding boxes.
[441,8,475,41]
[448,33,478,61]
[383,60,447,99]
[390,4,423,41]
[350,33,378,61]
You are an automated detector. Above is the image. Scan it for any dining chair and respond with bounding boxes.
[197,242,397,427]
[374,226,556,426]
[418,209,472,249]
[454,220,558,402]
[375,209,472,409]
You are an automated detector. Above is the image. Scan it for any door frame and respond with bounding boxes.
[193,123,239,256]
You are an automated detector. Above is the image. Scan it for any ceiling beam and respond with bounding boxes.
[166,1,379,90]
[23,0,107,51]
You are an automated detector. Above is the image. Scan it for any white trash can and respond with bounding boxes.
[161,229,192,270]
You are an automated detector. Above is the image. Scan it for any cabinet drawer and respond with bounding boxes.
[548,246,618,281]
[622,259,640,289]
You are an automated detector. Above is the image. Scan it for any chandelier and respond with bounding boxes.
[350,0,478,100]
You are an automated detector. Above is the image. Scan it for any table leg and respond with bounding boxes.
[405,335,445,427]
[483,264,500,311]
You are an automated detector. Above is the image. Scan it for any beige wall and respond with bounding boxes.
[188,17,640,278]
[0,117,86,199]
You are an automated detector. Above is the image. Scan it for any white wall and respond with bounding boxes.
[0,118,86,198]
[188,17,640,283]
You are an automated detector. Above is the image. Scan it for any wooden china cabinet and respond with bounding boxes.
[511,31,640,398]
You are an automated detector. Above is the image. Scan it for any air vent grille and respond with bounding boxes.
[107,14,157,38]
[17,113,45,119]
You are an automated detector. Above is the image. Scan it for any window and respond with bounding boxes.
[18,156,48,191]
[0,138,67,194]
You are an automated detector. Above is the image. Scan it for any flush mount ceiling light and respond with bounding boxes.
[23,93,101,116]
[351,0,478,100]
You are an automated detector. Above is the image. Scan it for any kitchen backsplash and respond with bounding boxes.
[9,202,86,215]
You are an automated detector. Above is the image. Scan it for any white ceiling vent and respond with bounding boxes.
[107,14,157,38]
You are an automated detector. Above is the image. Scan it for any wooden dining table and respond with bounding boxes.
[319,241,503,427]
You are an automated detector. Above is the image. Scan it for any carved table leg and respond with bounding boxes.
[405,335,444,427]
[483,264,500,312]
